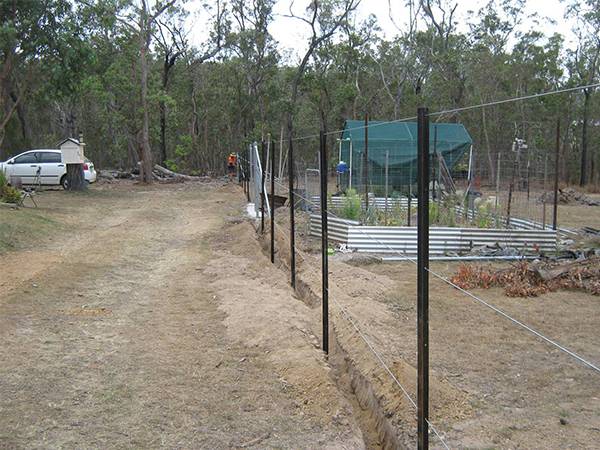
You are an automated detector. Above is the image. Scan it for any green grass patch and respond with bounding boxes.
[0,209,63,253]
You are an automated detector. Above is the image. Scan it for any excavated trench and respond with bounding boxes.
[255,222,406,450]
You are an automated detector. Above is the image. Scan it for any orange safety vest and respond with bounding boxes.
[227,154,237,166]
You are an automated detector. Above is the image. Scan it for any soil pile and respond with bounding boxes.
[538,188,600,206]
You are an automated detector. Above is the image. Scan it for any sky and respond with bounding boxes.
[188,0,577,59]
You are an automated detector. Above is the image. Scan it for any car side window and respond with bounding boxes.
[40,152,62,163]
[13,153,39,164]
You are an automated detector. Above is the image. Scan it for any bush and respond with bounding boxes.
[2,186,21,204]
[0,170,7,190]
[338,188,361,221]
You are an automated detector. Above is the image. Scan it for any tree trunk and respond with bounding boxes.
[139,18,153,183]
[159,101,167,165]
[580,90,590,186]
[159,53,177,165]
[66,164,86,190]
[481,106,495,183]
[10,91,32,146]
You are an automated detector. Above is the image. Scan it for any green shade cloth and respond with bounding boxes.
[338,120,472,189]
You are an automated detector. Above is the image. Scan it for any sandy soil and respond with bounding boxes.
[277,207,600,449]
[480,188,600,230]
[3,179,598,449]
[0,182,366,449]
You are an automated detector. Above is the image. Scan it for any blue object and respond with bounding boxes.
[336,161,348,174]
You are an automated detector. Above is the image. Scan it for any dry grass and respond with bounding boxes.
[0,208,62,253]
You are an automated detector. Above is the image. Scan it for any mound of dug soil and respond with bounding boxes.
[538,188,600,206]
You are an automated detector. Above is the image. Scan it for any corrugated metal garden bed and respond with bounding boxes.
[309,214,557,256]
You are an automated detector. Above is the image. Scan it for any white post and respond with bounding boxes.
[338,139,342,191]
[349,140,353,189]
[385,150,389,225]
[495,155,501,228]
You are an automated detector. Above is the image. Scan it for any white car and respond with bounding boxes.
[0,149,97,189]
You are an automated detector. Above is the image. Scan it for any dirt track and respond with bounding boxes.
[3,181,599,449]
[0,182,365,449]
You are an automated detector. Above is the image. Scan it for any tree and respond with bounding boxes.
[155,15,187,166]
[0,0,81,150]
[230,0,278,139]
[156,1,227,166]
[283,0,361,159]
[565,0,600,186]
[93,0,182,182]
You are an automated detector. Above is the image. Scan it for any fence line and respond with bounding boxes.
[270,220,451,450]
[272,178,600,375]
[241,150,451,448]
[235,78,600,450]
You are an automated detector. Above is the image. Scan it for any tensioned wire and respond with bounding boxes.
[270,177,600,375]
[269,219,451,450]
[239,152,451,448]
[280,82,600,143]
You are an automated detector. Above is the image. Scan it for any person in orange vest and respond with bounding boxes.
[227,153,237,180]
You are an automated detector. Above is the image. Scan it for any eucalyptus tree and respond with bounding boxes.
[0,0,84,152]
[229,0,279,139]
[156,1,227,166]
[81,0,186,182]
[155,12,188,165]
[283,0,361,143]
[565,0,600,185]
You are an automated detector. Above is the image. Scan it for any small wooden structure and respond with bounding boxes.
[58,138,85,164]
[58,137,86,190]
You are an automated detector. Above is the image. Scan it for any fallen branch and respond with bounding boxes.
[153,164,203,181]
[450,257,600,297]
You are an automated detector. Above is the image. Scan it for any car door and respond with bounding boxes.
[9,152,40,184]
[38,151,64,185]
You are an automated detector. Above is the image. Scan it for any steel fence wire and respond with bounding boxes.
[236,81,600,448]
[269,217,451,450]
[273,177,600,375]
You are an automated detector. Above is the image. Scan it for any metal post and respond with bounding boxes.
[417,106,430,450]
[506,141,518,228]
[364,113,369,211]
[543,154,548,229]
[434,127,441,224]
[337,138,342,191]
[553,119,560,230]
[271,139,276,263]
[408,162,412,227]
[349,140,353,190]
[526,158,531,201]
[288,134,296,288]
[246,147,251,203]
[384,150,389,225]
[261,141,266,233]
[432,126,437,199]
[319,131,329,354]
[495,154,500,227]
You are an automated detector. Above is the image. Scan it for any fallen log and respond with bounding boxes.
[532,258,597,282]
[153,164,203,181]
[0,202,19,210]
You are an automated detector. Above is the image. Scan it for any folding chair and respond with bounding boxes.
[18,167,40,207]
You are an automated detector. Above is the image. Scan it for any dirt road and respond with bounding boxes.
[0,182,365,449]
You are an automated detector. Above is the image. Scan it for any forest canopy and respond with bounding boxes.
[0,0,598,185]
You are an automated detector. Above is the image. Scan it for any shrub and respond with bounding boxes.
[339,188,361,221]
[2,186,21,204]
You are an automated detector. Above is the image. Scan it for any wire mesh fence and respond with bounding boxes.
[237,86,600,448]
